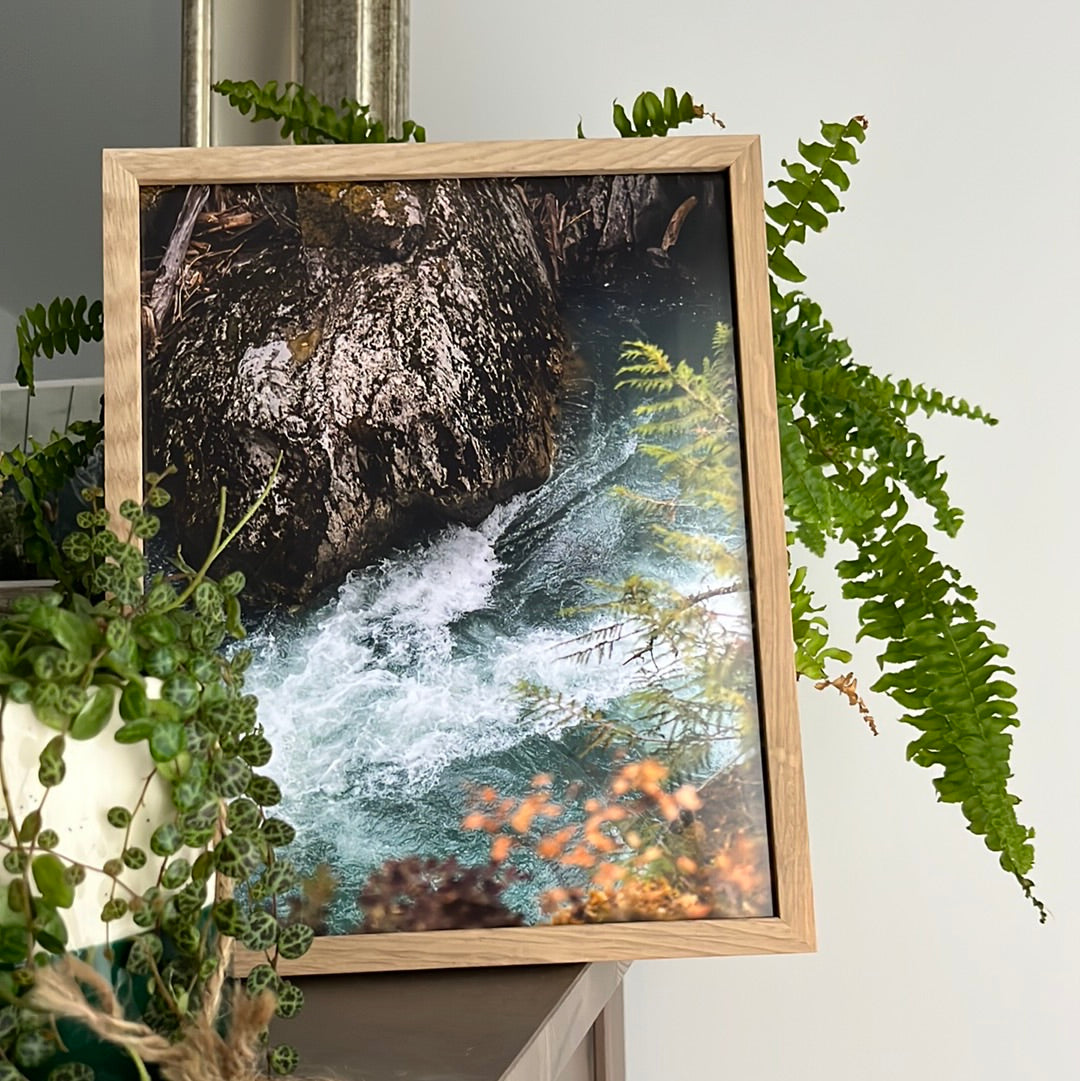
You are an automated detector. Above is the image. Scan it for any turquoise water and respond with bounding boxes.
[243,290,752,931]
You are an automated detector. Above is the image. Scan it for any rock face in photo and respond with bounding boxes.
[519,172,730,285]
[146,179,567,607]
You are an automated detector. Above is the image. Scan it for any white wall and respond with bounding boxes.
[411,2,1079,1078]
[0,1,180,384]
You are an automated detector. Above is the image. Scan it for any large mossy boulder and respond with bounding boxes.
[146,178,567,608]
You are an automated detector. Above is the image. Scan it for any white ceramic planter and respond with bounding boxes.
[0,687,181,949]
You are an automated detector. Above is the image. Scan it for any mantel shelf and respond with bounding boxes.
[274,961,628,1081]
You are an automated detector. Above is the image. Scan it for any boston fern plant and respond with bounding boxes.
[204,84,1044,918]
[0,465,310,1079]
[4,82,1040,921]
[764,118,1040,918]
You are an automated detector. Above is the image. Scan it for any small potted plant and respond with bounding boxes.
[0,461,313,1081]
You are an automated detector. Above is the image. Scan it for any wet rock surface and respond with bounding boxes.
[145,179,566,607]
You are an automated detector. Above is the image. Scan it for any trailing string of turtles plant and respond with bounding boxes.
[0,462,316,1080]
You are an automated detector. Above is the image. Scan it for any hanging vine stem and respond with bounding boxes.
[172,453,282,608]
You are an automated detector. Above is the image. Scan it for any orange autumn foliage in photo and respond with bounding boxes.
[461,758,771,925]
[549,875,713,924]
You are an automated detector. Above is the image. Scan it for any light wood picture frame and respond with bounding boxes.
[102,136,814,974]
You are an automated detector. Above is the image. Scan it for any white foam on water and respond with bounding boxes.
[242,399,755,876]
[245,492,651,807]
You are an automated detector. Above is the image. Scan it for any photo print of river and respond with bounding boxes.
[139,166,775,937]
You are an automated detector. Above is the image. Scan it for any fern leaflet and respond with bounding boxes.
[15,296,103,393]
[211,79,426,145]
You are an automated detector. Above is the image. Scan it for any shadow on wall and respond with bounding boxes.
[0,0,180,383]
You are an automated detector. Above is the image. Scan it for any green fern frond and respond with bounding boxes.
[769,119,1038,914]
[776,403,834,555]
[523,330,754,768]
[836,520,1043,920]
[765,116,868,283]
[517,681,606,730]
[632,396,693,417]
[632,411,699,436]
[712,323,733,359]
[790,563,852,680]
[647,526,743,575]
[15,296,103,393]
[877,375,999,425]
[775,292,966,538]
[617,339,674,378]
[211,79,426,145]
[604,88,709,139]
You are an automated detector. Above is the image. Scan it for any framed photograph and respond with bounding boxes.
[102,137,814,973]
